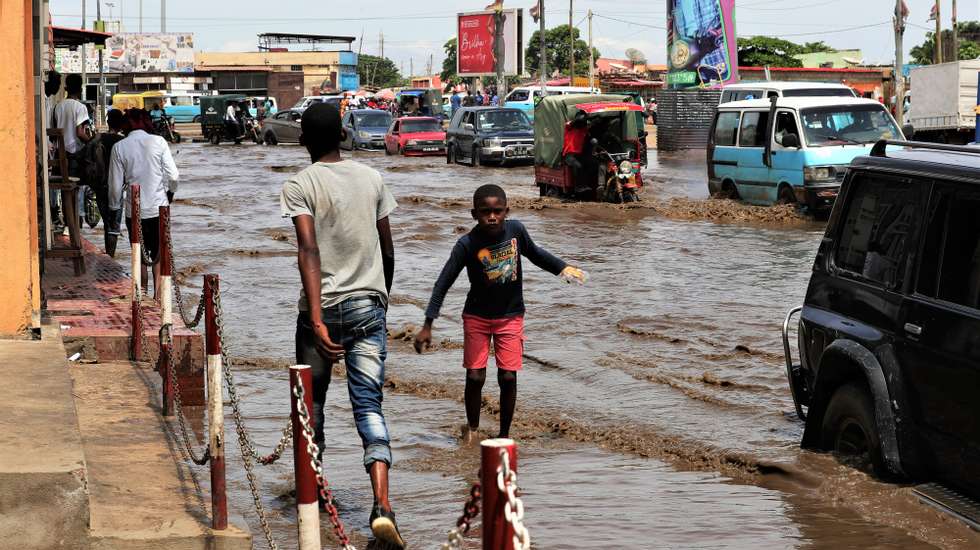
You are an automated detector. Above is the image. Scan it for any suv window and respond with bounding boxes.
[834,174,921,288]
[714,112,740,146]
[738,111,769,147]
[916,186,980,309]
[506,90,530,102]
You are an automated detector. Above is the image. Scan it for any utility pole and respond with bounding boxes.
[494,5,505,97]
[894,0,907,128]
[427,53,433,79]
[539,0,547,95]
[139,0,143,33]
[934,0,942,64]
[410,57,414,80]
[952,0,958,61]
[161,0,166,32]
[97,0,105,128]
[568,0,574,84]
[81,0,87,101]
[588,9,594,90]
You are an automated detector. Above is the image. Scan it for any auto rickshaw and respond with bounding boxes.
[110,91,166,112]
[199,94,254,145]
[534,94,645,202]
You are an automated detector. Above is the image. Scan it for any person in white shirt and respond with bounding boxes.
[52,74,93,159]
[108,109,180,299]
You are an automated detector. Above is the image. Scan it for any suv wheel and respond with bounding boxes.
[820,382,886,476]
[447,144,455,164]
[472,147,481,167]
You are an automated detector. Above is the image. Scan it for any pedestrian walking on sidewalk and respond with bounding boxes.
[279,103,405,548]
[108,109,179,300]
[83,108,126,256]
[413,184,586,440]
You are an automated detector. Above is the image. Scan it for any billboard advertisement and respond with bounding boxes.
[457,9,523,77]
[666,0,737,88]
[55,33,195,74]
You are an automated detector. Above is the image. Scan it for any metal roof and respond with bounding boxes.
[51,25,112,48]
[258,33,355,51]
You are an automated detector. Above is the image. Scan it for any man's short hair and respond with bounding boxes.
[65,74,83,95]
[45,71,62,97]
[473,184,507,206]
[106,109,124,130]
[301,103,342,155]
[125,108,153,132]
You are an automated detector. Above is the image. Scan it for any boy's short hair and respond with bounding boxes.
[65,74,83,95]
[473,184,507,206]
[106,109,124,130]
[301,103,342,156]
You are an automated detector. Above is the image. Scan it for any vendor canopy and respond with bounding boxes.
[534,94,638,168]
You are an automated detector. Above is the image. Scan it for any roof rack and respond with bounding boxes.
[870,139,980,158]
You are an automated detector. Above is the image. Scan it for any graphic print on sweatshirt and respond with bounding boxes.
[477,238,519,284]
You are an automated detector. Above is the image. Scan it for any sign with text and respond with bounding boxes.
[457,9,523,77]
[666,0,737,88]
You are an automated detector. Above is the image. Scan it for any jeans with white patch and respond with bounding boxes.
[296,295,392,470]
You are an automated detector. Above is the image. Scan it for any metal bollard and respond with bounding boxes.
[158,206,174,415]
[130,185,142,361]
[481,438,517,550]
[290,365,321,550]
[204,274,228,530]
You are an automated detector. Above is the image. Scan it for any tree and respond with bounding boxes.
[625,48,647,64]
[910,21,980,64]
[737,36,804,67]
[525,25,600,77]
[357,54,402,88]
[800,41,833,53]
[440,38,458,83]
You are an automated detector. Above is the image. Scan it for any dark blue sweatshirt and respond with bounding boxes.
[425,220,567,320]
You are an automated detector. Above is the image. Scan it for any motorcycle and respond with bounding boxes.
[243,116,262,144]
[595,144,640,204]
[153,115,181,143]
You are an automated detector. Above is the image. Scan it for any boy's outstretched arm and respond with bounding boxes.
[294,215,345,361]
[377,216,395,294]
[414,241,467,354]
[519,223,585,281]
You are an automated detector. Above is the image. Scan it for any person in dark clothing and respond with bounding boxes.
[413,184,585,439]
[86,109,127,256]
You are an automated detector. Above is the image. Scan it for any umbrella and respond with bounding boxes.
[375,88,395,100]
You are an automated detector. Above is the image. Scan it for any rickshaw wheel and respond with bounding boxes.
[209,133,220,145]
[173,132,182,144]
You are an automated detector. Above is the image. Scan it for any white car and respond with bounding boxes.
[719,82,857,105]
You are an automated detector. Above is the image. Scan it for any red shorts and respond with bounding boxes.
[462,314,525,371]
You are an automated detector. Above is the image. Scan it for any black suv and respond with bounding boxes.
[783,141,980,500]
[446,106,534,166]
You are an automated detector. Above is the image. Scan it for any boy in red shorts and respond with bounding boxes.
[413,184,585,438]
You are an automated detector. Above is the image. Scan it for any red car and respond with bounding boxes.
[384,116,446,156]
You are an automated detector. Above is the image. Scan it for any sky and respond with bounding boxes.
[50,0,980,75]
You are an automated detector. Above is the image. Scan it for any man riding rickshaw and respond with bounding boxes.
[534,94,645,203]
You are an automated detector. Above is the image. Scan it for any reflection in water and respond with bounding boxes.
[101,142,977,548]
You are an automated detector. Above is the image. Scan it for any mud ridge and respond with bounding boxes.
[259,227,295,244]
[172,197,217,210]
[602,353,776,398]
[231,248,295,258]
[175,262,207,285]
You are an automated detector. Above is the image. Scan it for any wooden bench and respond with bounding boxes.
[47,128,86,275]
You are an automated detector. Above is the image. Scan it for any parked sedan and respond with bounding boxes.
[341,109,392,151]
[261,109,302,145]
[384,117,446,156]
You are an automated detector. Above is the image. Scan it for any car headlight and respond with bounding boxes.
[358,130,371,139]
[618,160,633,174]
[804,166,837,182]
[483,137,502,147]
[407,140,418,146]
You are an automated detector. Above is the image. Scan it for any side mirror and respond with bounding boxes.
[463,123,474,131]
[781,133,801,149]
[902,124,914,139]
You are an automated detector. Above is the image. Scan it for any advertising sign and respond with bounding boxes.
[56,33,195,73]
[666,0,737,88]
[457,9,523,77]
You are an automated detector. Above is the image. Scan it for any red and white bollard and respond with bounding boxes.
[204,274,228,530]
[158,206,174,416]
[290,365,321,550]
[482,438,518,550]
[130,184,142,361]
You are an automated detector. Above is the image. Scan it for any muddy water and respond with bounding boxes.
[120,142,979,548]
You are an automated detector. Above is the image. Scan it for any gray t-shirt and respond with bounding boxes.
[280,160,397,311]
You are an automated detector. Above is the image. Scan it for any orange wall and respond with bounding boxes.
[0,0,40,334]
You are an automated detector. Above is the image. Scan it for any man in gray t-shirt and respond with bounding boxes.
[280,103,403,548]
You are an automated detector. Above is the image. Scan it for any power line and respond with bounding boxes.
[741,0,845,11]
[746,20,890,38]
[593,13,666,30]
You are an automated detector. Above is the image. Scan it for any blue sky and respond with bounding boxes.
[50,0,979,75]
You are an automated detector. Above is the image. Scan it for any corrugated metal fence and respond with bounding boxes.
[655,89,721,151]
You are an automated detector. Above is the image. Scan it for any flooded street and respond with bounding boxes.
[123,141,979,548]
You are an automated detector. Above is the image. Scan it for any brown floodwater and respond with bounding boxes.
[99,142,980,549]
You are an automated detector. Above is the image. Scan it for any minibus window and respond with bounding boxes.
[714,112,740,146]
[738,111,769,147]
[774,112,800,146]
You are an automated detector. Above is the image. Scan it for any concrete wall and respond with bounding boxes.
[196,50,345,70]
[0,0,41,334]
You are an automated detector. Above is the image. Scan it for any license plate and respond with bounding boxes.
[423,147,439,152]
[507,147,529,157]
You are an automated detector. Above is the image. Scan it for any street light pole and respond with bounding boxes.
[568,0,574,84]
[161,0,166,32]
[539,0,547,95]
[894,0,906,128]
[934,0,942,64]
[588,9,593,91]
[81,0,87,101]
[97,0,105,128]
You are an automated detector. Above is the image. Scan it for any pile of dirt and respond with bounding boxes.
[651,197,810,225]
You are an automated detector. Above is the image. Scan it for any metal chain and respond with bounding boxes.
[164,214,206,329]
[497,450,531,550]
[293,377,356,550]
[442,483,481,550]
[135,217,159,266]
[164,327,210,465]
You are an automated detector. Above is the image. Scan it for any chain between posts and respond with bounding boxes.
[164,214,205,329]
[497,450,531,550]
[164,327,210,466]
[293,376,356,550]
[442,483,482,550]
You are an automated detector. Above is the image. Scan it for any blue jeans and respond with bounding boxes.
[296,295,392,470]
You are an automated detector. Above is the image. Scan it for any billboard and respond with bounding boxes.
[666,0,737,88]
[55,33,195,73]
[457,9,523,77]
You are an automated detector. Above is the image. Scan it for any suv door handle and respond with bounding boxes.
[904,323,923,336]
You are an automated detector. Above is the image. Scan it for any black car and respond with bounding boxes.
[783,140,980,501]
[446,106,534,166]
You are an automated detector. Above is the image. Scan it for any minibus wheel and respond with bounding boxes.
[777,184,797,205]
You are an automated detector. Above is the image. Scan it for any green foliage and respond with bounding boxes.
[440,38,458,83]
[525,25,600,77]
[736,36,803,67]
[357,54,402,88]
[910,21,980,64]
[800,41,833,53]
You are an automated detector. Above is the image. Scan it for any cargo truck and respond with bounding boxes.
[907,60,980,144]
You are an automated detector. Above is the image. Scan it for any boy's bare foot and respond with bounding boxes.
[460,424,480,444]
